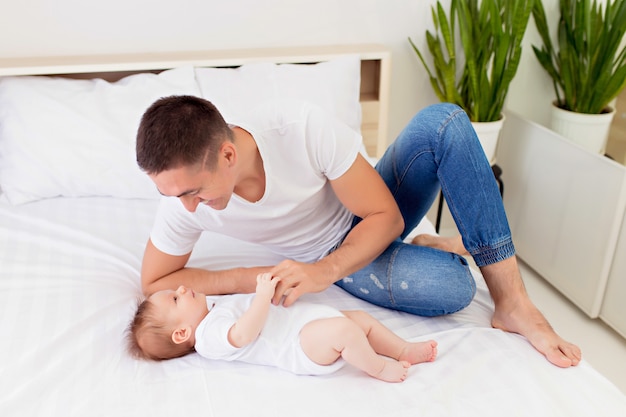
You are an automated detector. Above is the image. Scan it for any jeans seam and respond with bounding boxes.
[437,107,466,139]
[385,244,402,307]
[392,145,433,198]
[437,107,469,238]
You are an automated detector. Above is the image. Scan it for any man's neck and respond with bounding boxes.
[231,127,266,203]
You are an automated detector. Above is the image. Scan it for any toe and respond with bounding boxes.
[544,343,583,368]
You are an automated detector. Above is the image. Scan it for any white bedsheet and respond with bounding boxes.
[1,196,625,417]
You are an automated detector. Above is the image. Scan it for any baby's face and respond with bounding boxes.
[150,286,209,328]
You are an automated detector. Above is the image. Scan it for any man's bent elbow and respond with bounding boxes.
[140,239,190,296]
[389,209,405,239]
[140,275,161,297]
[394,215,405,237]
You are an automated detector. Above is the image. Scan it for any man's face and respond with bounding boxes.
[150,159,235,212]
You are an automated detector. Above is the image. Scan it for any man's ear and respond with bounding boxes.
[172,327,191,345]
[221,141,236,167]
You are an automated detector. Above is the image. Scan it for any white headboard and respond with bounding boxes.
[0,44,391,157]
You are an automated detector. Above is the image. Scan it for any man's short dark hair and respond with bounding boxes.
[136,95,232,174]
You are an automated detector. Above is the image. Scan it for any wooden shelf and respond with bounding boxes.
[0,44,389,76]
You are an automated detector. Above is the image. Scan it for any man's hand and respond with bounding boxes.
[270,260,337,307]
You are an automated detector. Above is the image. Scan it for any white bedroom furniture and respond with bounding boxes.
[601,207,626,338]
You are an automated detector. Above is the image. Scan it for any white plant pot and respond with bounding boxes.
[471,115,505,166]
[550,103,616,154]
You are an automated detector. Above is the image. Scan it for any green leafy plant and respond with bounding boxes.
[409,0,534,122]
[532,0,626,114]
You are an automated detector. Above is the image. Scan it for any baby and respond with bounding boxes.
[128,273,438,382]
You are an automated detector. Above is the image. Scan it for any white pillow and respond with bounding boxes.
[194,54,362,133]
[0,56,363,205]
[0,66,201,205]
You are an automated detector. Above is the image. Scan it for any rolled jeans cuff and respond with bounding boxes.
[471,238,516,268]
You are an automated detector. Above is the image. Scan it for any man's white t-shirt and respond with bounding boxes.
[149,99,363,262]
[194,294,346,375]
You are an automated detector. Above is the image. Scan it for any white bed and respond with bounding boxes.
[0,45,625,417]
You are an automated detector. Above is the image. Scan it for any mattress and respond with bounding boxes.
[1,195,625,417]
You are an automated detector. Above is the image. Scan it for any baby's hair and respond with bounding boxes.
[127,297,195,361]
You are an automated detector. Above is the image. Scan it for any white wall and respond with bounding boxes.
[0,0,558,139]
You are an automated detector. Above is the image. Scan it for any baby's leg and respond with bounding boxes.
[300,317,410,382]
[341,310,438,364]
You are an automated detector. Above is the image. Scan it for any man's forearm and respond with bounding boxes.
[319,211,403,283]
[141,266,270,296]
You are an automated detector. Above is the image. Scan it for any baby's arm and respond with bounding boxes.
[227,273,280,348]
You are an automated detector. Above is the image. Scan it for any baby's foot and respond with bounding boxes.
[398,340,438,364]
[372,359,411,382]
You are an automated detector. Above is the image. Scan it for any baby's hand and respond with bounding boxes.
[256,273,280,299]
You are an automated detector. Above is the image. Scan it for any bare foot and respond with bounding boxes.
[492,299,582,368]
[372,359,411,382]
[480,256,582,368]
[398,340,438,364]
[411,234,469,256]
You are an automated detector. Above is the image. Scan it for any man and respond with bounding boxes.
[136,95,581,368]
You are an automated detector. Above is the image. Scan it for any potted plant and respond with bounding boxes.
[409,0,534,164]
[532,0,626,154]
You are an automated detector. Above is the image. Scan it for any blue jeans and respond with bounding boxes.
[334,103,515,316]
